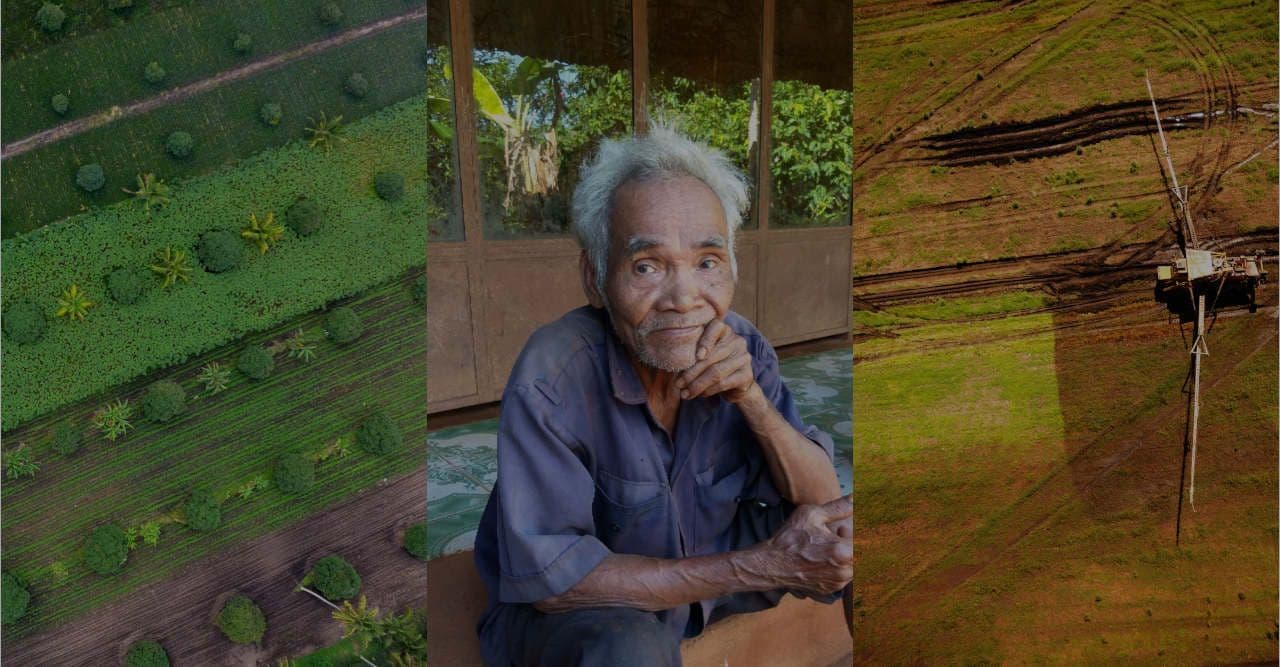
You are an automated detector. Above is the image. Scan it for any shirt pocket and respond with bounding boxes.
[693,461,751,554]
[593,468,668,555]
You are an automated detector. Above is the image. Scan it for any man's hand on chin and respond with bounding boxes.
[674,319,759,404]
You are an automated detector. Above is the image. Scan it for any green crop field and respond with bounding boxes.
[1,17,427,236]
[2,95,428,428]
[1,271,426,636]
[1,0,413,144]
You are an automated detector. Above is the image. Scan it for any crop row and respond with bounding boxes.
[2,0,413,143]
[1,94,428,428]
[1,272,425,635]
[2,15,427,237]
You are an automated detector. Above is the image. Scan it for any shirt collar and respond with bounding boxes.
[600,308,650,405]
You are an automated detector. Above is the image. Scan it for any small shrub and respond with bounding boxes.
[51,421,83,457]
[2,572,30,625]
[184,487,221,532]
[76,164,106,192]
[356,411,401,455]
[141,380,186,423]
[107,0,134,8]
[51,93,69,115]
[124,640,169,667]
[3,300,47,345]
[285,198,324,236]
[317,1,343,26]
[165,131,194,159]
[232,32,252,54]
[374,171,404,201]
[144,61,167,84]
[83,524,129,575]
[404,522,428,560]
[237,345,275,380]
[259,102,282,127]
[412,273,426,304]
[196,230,242,273]
[4,445,39,479]
[311,555,361,601]
[215,594,266,644]
[107,267,146,304]
[325,307,363,344]
[35,3,66,32]
[344,72,369,99]
[975,71,984,80]
[274,452,315,495]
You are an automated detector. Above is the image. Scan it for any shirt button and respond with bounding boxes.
[611,523,621,532]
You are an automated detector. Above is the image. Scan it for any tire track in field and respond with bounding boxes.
[0,6,428,160]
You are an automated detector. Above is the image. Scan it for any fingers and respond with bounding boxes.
[816,495,853,522]
[682,358,752,400]
[694,319,730,361]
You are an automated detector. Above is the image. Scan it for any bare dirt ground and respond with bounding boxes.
[5,467,427,666]
[0,6,428,159]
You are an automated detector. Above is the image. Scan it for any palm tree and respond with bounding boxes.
[56,283,94,320]
[149,246,193,288]
[92,399,135,441]
[122,173,172,213]
[305,112,348,152]
[241,211,284,254]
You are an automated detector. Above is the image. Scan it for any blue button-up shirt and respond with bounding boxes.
[474,305,834,659]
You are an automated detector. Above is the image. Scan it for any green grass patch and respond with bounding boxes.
[1,95,427,429]
[1,0,412,144]
[2,16,427,237]
[0,272,425,636]
[855,291,1052,330]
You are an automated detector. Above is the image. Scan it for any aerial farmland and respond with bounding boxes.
[1,1,428,664]
[852,0,1277,662]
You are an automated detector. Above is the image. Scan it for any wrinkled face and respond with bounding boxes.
[590,176,735,372]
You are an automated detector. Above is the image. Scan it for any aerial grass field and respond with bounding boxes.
[853,0,1276,661]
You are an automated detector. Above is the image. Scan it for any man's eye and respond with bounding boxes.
[635,263,655,274]
[699,258,719,270]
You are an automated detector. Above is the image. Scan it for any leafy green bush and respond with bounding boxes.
[1,572,29,625]
[76,164,106,192]
[215,594,266,644]
[2,97,427,429]
[317,2,343,26]
[344,73,370,99]
[144,61,167,85]
[107,267,146,305]
[165,131,194,159]
[356,411,401,455]
[141,380,186,423]
[3,301,47,345]
[184,487,221,532]
[311,555,361,601]
[374,171,404,201]
[35,3,66,32]
[285,198,324,237]
[232,32,253,54]
[50,93,69,115]
[83,524,129,575]
[196,230,243,273]
[259,102,283,127]
[51,421,83,457]
[325,307,363,344]
[412,273,426,304]
[124,640,170,667]
[237,346,275,381]
[274,451,315,494]
[107,0,134,9]
[403,522,428,560]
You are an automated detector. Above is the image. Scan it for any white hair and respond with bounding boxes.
[571,125,750,295]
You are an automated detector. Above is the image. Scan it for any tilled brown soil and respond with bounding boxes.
[5,467,427,666]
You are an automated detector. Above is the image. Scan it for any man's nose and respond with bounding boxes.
[660,266,701,312]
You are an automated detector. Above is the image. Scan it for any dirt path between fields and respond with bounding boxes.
[5,467,428,666]
[0,6,428,160]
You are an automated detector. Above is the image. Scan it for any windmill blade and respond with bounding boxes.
[1145,74,1199,251]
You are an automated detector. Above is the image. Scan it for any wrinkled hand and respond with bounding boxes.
[754,496,853,597]
[675,319,757,403]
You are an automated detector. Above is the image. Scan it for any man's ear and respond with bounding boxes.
[580,251,606,308]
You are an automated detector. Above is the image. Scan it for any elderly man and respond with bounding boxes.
[473,127,851,666]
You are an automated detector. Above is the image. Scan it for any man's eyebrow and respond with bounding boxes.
[625,237,662,255]
[697,236,727,249]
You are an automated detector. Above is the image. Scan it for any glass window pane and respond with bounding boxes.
[428,0,464,241]
[771,1,852,227]
[469,0,633,239]
[650,1,763,229]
